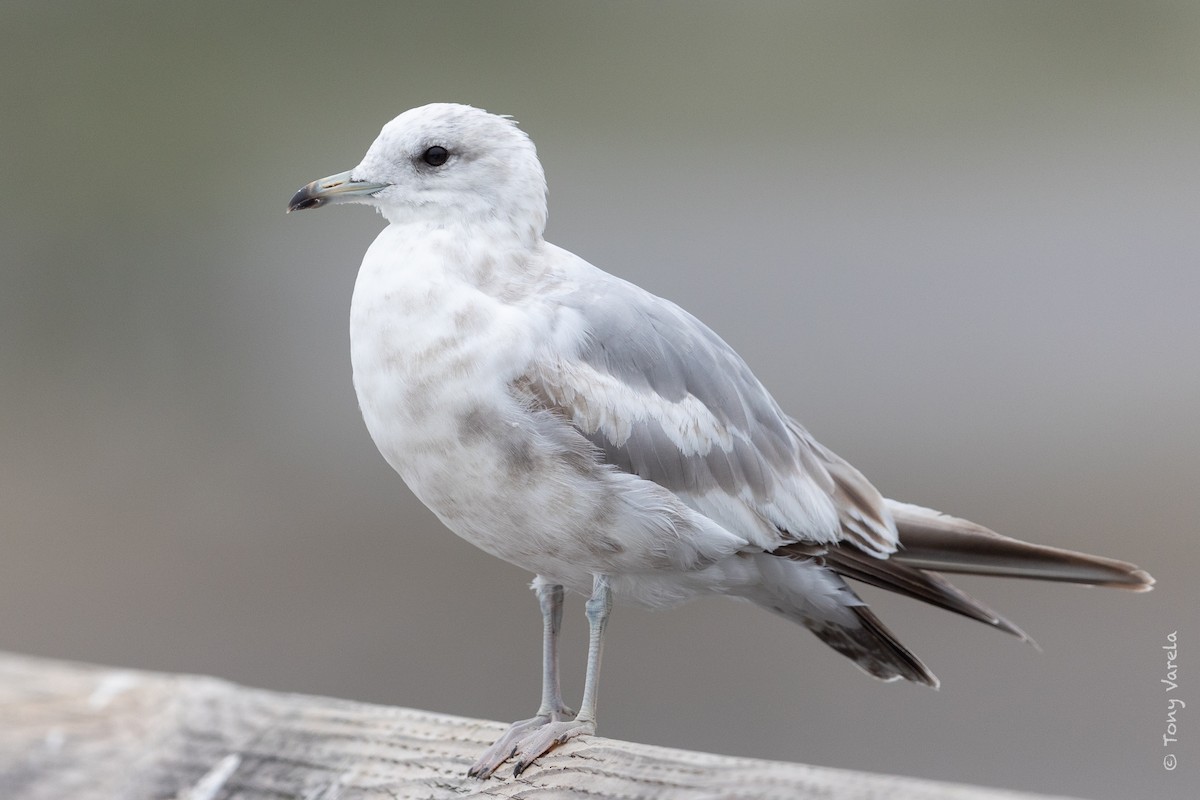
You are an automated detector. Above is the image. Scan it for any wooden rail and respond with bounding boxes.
[0,652,1079,800]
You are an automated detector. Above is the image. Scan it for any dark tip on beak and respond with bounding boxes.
[287,184,325,213]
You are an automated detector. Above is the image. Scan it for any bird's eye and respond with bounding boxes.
[422,146,449,167]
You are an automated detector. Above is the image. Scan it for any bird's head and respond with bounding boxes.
[288,103,547,238]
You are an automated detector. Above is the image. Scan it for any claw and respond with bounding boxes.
[467,750,514,781]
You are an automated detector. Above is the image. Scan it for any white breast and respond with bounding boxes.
[350,225,537,480]
[348,225,586,578]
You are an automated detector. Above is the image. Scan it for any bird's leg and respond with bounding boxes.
[574,573,611,726]
[511,574,611,776]
[468,579,573,779]
[535,581,573,720]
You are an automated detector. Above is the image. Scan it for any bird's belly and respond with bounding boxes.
[353,352,743,596]
[349,304,611,586]
[357,390,622,588]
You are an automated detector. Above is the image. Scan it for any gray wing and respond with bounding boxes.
[523,269,896,556]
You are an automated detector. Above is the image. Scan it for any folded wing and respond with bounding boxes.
[522,265,897,558]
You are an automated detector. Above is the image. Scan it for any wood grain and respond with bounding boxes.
[0,652,1077,800]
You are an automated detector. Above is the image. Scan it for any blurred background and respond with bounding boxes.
[1,2,1196,797]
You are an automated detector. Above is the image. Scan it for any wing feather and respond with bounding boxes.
[521,267,897,557]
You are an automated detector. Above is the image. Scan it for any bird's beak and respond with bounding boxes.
[287,170,388,213]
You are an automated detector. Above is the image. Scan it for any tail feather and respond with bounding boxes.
[885,501,1155,591]
[819,545,1030,641]
[755,502,1153,688]
[748,554,940,687]
[808,604,940,687]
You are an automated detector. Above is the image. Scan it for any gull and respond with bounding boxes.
[287,103,1154,778]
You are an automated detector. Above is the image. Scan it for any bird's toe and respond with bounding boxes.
[510,718,596,777]
[468,709,577,779]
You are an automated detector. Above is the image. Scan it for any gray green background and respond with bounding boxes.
[2,3,1197,798]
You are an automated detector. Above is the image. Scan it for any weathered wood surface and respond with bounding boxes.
[0,652,1077,800]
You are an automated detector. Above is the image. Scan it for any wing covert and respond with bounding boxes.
[520,270,897,557]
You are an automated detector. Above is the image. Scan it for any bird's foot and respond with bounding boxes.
[510,717,595,777]
[467,708,578,779]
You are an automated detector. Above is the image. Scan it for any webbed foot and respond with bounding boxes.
[467,708,578,779]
